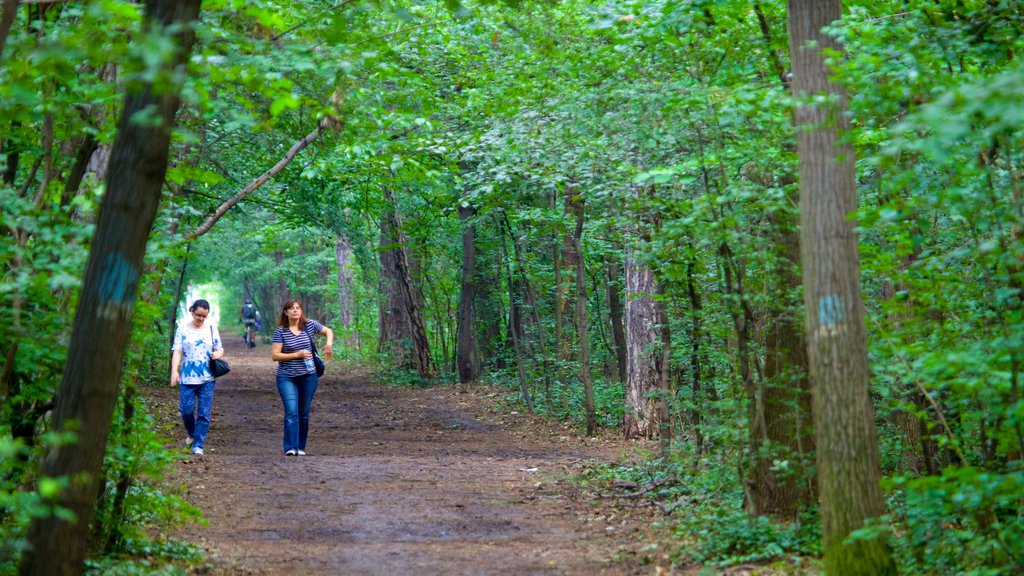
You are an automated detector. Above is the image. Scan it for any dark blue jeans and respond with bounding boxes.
[276,372,318,452]
[180,380,215,449]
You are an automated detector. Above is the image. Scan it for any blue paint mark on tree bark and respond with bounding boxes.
[97,252,139,320]
[818,293,844,327]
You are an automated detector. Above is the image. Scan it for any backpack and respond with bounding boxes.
[242,303,256,320]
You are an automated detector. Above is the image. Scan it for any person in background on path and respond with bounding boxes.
[170,299,224,456]
[271,299,333,456]
[239,298,261,348]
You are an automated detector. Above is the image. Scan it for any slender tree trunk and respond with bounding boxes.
[509,222,554,399]
[656,281,672,452]
[572,196,596,434]
[456,204,481,383]
[557,185,581,361]
[623,241,664,439]
[499,216,534,413]
[335,235,358,348]
[607,251,627,383]
[550,190,564,365]
[787,1,895,573]
[477,270,503,369]
[20,2,202,574]
[685,256,705,456]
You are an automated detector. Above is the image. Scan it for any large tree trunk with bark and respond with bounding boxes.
[456,204,481,383]
[377,186,433,378]
[787,1,895,573]
[749,213,815,518]
[20,2,202,574]
[623,242,664,439]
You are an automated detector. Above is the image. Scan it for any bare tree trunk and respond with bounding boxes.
[499,216,534,413]
[335,235,358,348]
[787,1,895,573]
[508,220,554,399]
[685,256,705,456]
[456,204,481,383]
[571,196,596,434]
[550,190,564,365]
[0,0,18,63]
[623,241,664,439]
[20,2,201,574]
[378,185,433,378]
[606,251,627,383]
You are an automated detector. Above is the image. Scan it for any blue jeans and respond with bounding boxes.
[276,372,318,452]
[180,380,215,449]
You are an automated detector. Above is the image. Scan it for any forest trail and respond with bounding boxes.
[148,335,668,575]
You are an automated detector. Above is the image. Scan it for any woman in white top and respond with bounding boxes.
[170,299,224,456]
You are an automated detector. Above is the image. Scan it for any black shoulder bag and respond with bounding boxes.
[308,329,326,377]
[209,326,230,378]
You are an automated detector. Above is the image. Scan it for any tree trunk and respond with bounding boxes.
[456,204,481,383]
[685,256,705,456]
[20,2,201,574]
[499,216,535,413]
[509,221,554,399]
[572,196,596,434]
[0,0,18,63]
[377,185,433,378]
[606,252,627,383]
[749,214,815,517]
[335,235,358,348]
[623,242,664,439]
[787,1,895,573]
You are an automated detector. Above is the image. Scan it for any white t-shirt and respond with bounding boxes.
[173,322,223,386]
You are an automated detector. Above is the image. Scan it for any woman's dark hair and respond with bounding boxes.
[189,299,211,312]
[278,299,308,329]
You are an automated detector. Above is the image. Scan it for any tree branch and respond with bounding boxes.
[184,120,329,240]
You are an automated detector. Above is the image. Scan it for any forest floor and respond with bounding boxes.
[146,335,689,575]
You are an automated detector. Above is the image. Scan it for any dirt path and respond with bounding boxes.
[150,335,666,575]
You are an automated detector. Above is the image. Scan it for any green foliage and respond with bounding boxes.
[579,455,821,567]
[884,467,1024,576]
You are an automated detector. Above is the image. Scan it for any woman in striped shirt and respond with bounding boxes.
[271,299,334,455]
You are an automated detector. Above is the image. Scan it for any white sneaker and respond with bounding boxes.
[297,450,307,456]
[192,447,204,455]
[285,449,297,456]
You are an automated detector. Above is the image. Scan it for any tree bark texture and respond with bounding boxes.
[623,243,664,439]
[787,1,895,573]
[606,253,627,383]
[20,2,202,574]
[750,214,815,517]
[377,186,433,378]
[0,0,18,64]
[456,204,481,383]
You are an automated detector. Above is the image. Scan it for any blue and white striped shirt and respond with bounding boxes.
[272,320,324,377]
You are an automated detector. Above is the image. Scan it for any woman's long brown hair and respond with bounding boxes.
[278,299,308,330]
